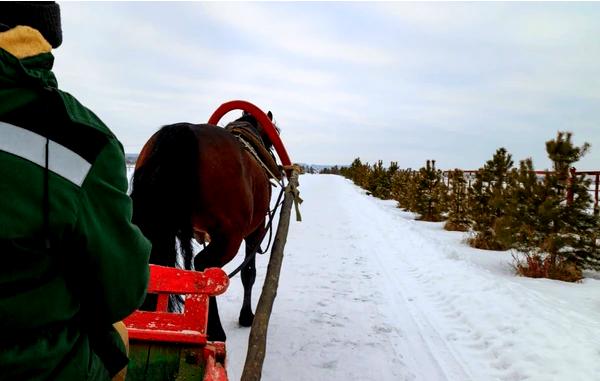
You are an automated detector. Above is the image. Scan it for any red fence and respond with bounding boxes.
[444,169,600,211]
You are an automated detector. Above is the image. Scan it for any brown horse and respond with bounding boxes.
[131,112,279,341]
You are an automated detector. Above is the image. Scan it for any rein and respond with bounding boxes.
[221,119,290,278]
[228,173,286,278]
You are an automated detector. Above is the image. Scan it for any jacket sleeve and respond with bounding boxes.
[75,138,151,324]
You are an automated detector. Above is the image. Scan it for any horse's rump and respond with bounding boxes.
[132,122,271,269]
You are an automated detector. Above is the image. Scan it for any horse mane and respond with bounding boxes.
[131,123,199,270]
[235,112,275,150]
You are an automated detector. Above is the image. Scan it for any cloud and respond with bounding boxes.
[199,2,395,66]
[51,2,600,170]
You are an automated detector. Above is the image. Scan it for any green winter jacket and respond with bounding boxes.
[0,47,151,380]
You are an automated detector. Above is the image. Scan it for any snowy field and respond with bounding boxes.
[215,174,600,381]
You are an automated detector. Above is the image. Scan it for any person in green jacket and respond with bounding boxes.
[0,2,151,380]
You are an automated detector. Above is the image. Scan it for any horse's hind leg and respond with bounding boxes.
[239,252,256,327]
[239,227,264,327]
[194,235,243,342]
[206,296,225,342]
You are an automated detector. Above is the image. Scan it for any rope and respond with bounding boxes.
[280,165,303,222]
[289,177,303,222]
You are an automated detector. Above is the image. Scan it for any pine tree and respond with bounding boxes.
[368,160,391,199]
[393,169,416,211]
[468,148,513,250]
[414,160,447,221]
[388,161,399,191]
[444,169,470,231]
[343,157,371,188]
[381,161,399,200]
[405,170,420,212]
[320,165,341,175]
[537,132,599,273]
[495,158,546,251]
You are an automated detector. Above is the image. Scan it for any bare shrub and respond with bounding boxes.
[467,231,508,251]
[444,220,470,232]
[513,252,583,282]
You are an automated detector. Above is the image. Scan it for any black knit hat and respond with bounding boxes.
[0,1,62,48]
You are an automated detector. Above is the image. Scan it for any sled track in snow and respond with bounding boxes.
[374,245,473,381]
[344,179,572,381]
[344,186,474,381]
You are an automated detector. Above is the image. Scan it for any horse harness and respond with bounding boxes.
[224,122,282,182]
[224,121,286,278]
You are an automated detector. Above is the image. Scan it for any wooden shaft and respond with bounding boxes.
[241,171,300,381]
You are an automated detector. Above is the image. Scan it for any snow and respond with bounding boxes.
[216,174,600,381]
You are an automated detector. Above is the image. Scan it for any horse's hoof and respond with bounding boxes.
[239,312,254,327]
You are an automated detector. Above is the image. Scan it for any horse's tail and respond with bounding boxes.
[131,123,199,270]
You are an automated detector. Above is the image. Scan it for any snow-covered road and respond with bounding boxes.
[219,174,600,381]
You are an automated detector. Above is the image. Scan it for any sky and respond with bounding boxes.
[52,2,600,170]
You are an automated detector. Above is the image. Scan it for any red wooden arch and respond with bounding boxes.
[208,100,292,168]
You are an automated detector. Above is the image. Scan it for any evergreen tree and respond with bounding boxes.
[495,158,546,251]
[414,160,447,221]
[385,162,399,199]
[537,132,599,272]
[444,169,470,231]
[388,161,399,193]
[320,165,341,175]
[343,157,371,188]
[468,148,513,250]
[393,169,416,211]
[368,160,391,199]
[405,170,420,212]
